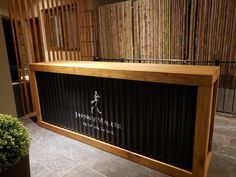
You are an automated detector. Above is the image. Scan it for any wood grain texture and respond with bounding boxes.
[193,86,214,177]
[29,61,219,87]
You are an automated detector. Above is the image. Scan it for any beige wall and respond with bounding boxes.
[0,0,17,116]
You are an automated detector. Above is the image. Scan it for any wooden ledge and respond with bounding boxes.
[29,61,220,87]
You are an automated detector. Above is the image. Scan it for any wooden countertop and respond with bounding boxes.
[29,61,220,87]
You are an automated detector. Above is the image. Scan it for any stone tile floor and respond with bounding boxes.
[21,113,236,177]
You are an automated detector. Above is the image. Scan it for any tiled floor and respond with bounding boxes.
[21,113,236,177]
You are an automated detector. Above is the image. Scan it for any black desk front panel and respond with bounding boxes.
[36,72,197,171]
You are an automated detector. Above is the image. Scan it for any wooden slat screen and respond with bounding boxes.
[9,0,236,116]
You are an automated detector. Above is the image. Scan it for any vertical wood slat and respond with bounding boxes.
[85,11,90,60]
[17,0,31,112]
[80,11,84,60]
[64,0,72,60]
[36,0,46,61]
[13,0,31,113]
[29,0,40,62]
[9,3,26,115]
[46,0,54,61]
[193,86,213,177]
[74,0,81,60]
[23,0,35,63]
[92,10,98,59]
[69,0,75,60]
[47,0,56,60]
[55,0,63,60]
[51,0,59,60]
[60,0,68,60]
[42,0,51,61]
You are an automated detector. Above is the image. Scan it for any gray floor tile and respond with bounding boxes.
[37,132,102,162]
[30,140,77,176]
[20,114,236,177]
[207,153,236,177]
[63,164,105,177]
[36,168,59,177]
[30,161,45,177]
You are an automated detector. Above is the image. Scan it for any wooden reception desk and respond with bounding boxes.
[29,61,219,177]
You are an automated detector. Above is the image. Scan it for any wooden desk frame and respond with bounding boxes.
[29,61,220,177]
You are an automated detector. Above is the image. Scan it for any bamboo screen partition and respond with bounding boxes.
[98,0,188,60]
[98,0,236,62]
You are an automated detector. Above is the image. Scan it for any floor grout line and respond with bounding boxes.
[24,115,236,177]
[80,163,107,177]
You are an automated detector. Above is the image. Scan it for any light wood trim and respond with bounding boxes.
[9,4,26,115]
[208,79,219,152]
[29,61,220,87]
[38,121,193,177]
[23,112,37,119]
[29,71,42,122]
[205,152,212,177]
[192,86,214,177]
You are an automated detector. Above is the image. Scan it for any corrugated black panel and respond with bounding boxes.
[36,72,197,171]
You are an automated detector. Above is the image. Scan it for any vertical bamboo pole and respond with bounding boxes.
[188,0,197,60]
